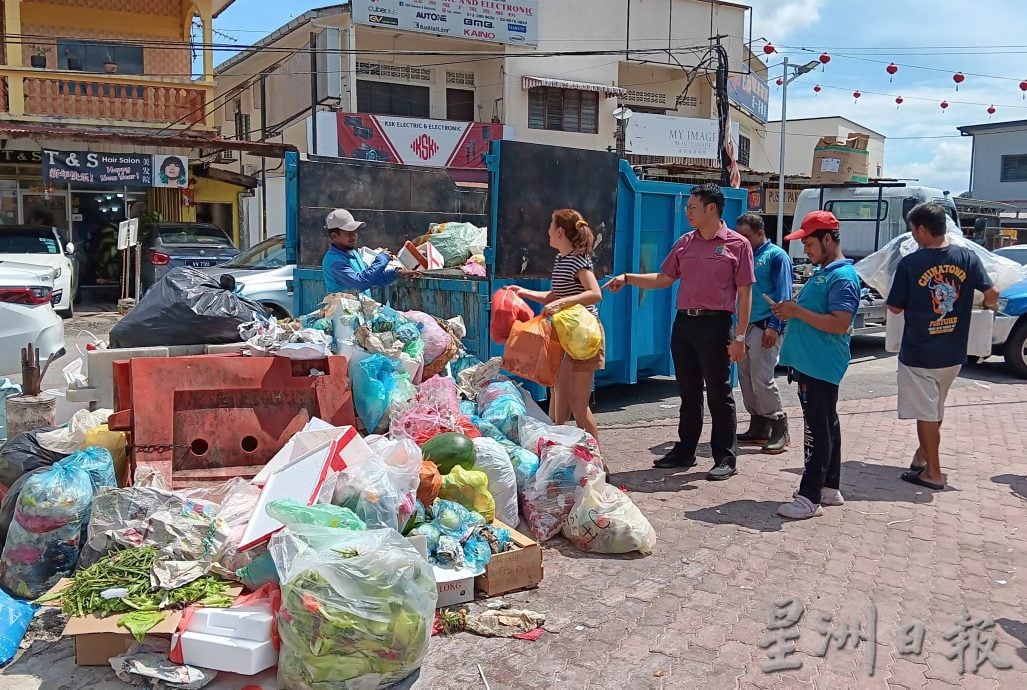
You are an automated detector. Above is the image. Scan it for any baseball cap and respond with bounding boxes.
[784,210,841,241]
[325,208,365,233]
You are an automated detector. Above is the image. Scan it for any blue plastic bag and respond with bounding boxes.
[235,550,279,590]
[350,354,415,433]
[0,458,93,598]
[64,447,116,495]
[462,533,492,572]
[0,586,35,664]
[459,400,477,418]
[469,415,539,491]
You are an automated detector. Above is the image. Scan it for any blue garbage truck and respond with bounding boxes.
[285,141,747,398]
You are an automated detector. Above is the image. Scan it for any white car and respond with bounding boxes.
[200,235,294,319]
[0,261,65,376]
[0,225,78,318]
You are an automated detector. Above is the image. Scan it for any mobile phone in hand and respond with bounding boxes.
[762,294,777,306]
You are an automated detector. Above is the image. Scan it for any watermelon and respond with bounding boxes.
[421,433,476,474]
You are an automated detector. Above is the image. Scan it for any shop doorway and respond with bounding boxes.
[196,202,234,240]
[69,191,145,300]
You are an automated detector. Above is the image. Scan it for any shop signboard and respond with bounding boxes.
[727,72,770,123]
[333,113,509,170]
[625,113,739,160]
[352,0,538,47]
[41,151,189,189]
[747,186,764,212]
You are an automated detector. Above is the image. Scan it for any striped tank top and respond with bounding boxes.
[551,253,598,316]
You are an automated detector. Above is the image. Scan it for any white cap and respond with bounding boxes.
[325,208,365,233]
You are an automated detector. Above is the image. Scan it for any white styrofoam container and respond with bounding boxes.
[184,604,273,642]
[433,565,481,608]
[171,630,277,675]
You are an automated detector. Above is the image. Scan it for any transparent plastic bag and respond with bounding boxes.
[439,466,495,523]
[518,417,586,456]
[350,354,416,434]
[332,455,403,532]
[468,416,539,492]
[477,381,521,412]
[521,435,605,542]
[0,458,94,598]
[403,311,453,364]
[36,409,111,455]
[855,216,1027,298]
[270,527,436,690]
[552,304,603,360]
[563,475,656,554]
[471,438,518,526]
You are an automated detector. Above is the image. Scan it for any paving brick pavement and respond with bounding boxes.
[413,382,1027,689]
[1,383,1023,690]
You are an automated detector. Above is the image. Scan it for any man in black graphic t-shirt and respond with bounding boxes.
[886,202,999,491]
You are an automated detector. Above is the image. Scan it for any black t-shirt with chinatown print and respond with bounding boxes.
[886,245,994,369]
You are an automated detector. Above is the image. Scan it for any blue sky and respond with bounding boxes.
[213,0,1027,195]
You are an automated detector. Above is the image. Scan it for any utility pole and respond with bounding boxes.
[713,35,731,187]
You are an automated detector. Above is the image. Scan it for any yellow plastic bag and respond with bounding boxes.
[552,305,602,361]
[80,424,129,487]
[438,465,495,522]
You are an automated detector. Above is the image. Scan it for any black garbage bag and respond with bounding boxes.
[0,429,65,489]
[109,267,266,348]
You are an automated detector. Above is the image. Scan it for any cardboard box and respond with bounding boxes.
[44,579,242,666]
[475,522,544,597]
[811,135,870,185]
[434,565,477,608]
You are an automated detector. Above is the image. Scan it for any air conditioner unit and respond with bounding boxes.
[216,150,238,163]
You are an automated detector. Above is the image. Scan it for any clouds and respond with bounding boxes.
[750,0,827,42]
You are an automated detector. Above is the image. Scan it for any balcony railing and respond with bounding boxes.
[0,68,213,127]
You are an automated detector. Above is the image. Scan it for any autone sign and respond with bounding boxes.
[335,113,509,170]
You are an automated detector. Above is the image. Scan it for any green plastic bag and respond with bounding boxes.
[266,499,366,531]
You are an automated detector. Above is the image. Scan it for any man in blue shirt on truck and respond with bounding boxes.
[322,208,414,294]
[734,213,793,454]
[771,211,861,520]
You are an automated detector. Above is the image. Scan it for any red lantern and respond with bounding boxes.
[988,105,996,118]
[853,90,861,103]
[813,84,822,95]
[886,63,898,82]
[895,96,904,109]
[819,53,831,65]
[763,43,776,55]
[1020,80,1027,99]
[953,72,965,91]
[940,100,949,112]
[776,78,783,86]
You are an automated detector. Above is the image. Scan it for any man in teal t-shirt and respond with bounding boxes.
[771,211,861,520]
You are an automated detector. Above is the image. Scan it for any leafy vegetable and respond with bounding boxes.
[118,611,165,642]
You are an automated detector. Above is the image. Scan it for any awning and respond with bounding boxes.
[521,76,626,97]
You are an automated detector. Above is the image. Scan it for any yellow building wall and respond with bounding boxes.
[20,0,191,77]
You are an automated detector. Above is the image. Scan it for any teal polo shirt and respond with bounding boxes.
[779,259,861,385]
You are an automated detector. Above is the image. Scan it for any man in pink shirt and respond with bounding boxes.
[607,183,755,479]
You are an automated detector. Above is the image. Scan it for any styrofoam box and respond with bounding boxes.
[171,630,277,675]
[185,604,273,642]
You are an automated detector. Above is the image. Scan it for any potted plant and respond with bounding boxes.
[103,51,117,74]
[64,48,82,71]
[30,46,48,69]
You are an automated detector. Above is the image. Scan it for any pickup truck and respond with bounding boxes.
[993,246,1027,377]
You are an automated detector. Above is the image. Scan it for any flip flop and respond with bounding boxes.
[908,463,927,474]
[901,470,944,491]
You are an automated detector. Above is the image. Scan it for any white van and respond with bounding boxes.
[789,183,959,264]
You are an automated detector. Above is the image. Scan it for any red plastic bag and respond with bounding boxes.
[491,288,533,345]
[501,316,564,387]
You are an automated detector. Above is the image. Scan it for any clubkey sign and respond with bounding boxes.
[352,0,538,47]
[334,113,509,170]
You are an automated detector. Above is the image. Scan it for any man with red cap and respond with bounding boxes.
[770,211,861,519]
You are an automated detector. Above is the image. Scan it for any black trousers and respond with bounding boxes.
[670,312,737,466]
[794,371,842,505]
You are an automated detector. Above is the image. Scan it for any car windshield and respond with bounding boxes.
[0,229,59,254]
[159,226,232,246]
[996,246,1027,266]
[223,236,288,269]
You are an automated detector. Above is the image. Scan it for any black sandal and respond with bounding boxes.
[901,470,944,490]
[908,463,927,474]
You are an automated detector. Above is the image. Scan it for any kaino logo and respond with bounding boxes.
[411,134,440,161]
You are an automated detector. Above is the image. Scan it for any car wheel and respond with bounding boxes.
[261,303,290,320]
[1003,320,1027,379]
[59,301,74,319]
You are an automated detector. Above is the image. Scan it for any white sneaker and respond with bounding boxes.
[777,495,824,520]
[820,488,844,506]
[793,488,845,506]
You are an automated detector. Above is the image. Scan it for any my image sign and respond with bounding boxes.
[42,150,154,188]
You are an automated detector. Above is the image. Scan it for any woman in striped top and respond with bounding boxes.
[510,209,605,444]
